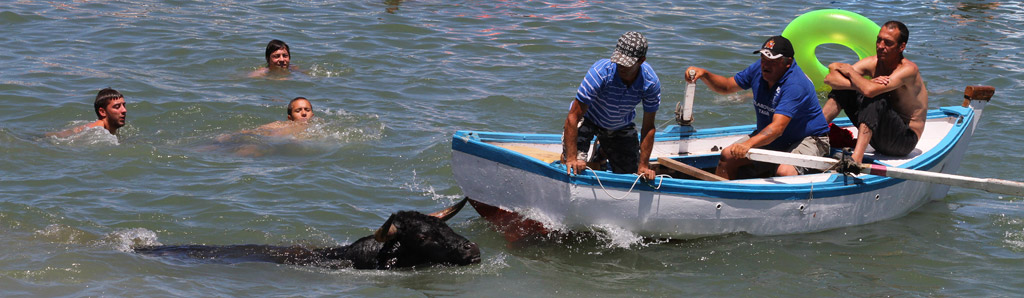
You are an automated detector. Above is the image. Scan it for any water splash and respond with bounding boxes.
[44,124,120,146]
[402,170,464,204]
[305,63,354,78]
[587,224,646,249]
[104,228,161,252]
[300,114,386,143]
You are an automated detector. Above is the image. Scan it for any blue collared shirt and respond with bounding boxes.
[734,60,829,150]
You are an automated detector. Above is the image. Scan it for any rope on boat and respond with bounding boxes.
[586,166,672,200]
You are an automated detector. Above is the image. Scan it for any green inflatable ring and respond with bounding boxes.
[782,9,879,92]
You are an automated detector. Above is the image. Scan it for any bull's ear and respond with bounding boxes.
[428,197,468,221]
[373,213,399,242]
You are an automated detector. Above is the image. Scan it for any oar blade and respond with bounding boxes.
[984,178,1024,197]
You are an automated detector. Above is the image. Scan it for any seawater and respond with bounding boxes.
[3,1,1024,296]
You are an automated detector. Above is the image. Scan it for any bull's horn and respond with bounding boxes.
[373,213,399,243]
[428,197,468,221]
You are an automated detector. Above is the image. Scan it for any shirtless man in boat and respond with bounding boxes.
[47,88,128,138]
[562,31,662,180]
[686,36,830,180]
[822,20,928,163]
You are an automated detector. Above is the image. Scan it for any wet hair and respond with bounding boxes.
[264,39,290,65]
[93,87,123,119]
[882,21,909,45]
[287,97,310,115]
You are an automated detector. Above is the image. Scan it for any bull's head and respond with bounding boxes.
[372,198,480,269]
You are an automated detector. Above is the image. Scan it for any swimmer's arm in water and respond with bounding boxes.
[46,127,80,138]
[248,67,269,78]
[216,121,300,141]
[248,65,303,78]
[215,126,267,142]
[46,120,102,138]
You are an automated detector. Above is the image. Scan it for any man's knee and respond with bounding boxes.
[829,90,859,108]
[776,164,799,176]
[719,144,749,162]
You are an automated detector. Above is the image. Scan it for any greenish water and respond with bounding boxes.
[3,1,1024,296]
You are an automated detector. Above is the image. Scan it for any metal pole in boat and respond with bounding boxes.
[676,69,696,126]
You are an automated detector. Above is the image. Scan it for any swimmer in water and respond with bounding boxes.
[47,88,128,138]
[217,97,315,141]
[249,39,297,77]
[214,97,315,157]
[246,97,315,137]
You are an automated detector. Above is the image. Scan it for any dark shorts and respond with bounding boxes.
[570,118,640,174]
[829,90,918,156]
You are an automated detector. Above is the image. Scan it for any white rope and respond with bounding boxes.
[586,167,673,200]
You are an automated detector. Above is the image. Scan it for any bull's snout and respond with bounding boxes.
[463,242,481,264]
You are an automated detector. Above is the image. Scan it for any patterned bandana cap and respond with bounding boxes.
[610,31,648,68]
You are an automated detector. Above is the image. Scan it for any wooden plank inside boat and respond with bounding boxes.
[499,145,561,163]
[657,157,727,181]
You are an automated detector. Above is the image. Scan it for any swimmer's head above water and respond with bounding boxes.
[264,39,291,72]
[94,88,127,131]
[287,97,313,122]
[47,87,127,138]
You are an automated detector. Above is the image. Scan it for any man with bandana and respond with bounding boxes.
[562,31,662,180]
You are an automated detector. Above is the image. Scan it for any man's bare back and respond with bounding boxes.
[250,120,310,137]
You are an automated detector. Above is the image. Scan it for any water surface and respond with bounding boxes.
[2,1,1024,296]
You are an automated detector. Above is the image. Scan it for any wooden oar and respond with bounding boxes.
[746,148,1024,196]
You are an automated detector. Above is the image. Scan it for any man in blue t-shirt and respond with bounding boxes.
[562,31,662,180]
[685,36,830,180]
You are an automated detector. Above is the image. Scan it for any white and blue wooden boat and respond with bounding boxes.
[451,86,998,239]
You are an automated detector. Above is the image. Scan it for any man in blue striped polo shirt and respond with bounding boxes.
[562,31,662,180]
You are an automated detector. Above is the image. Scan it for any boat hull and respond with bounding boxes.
[451,104,985,238]
[454,151,946,238]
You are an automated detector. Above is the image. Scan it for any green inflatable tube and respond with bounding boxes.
[782,9,880,92]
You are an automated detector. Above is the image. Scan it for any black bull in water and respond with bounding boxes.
[134,199,480,270]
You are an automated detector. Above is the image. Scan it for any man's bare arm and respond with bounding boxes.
[839,57,917,98]
[562,100,588,175]
[685,66,743,95]
[636,111,657,180]
[824,57,873,89]
[45,120,102,138]
[727,113,792,159]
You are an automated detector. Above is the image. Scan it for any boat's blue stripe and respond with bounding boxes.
[452,107,974,200]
